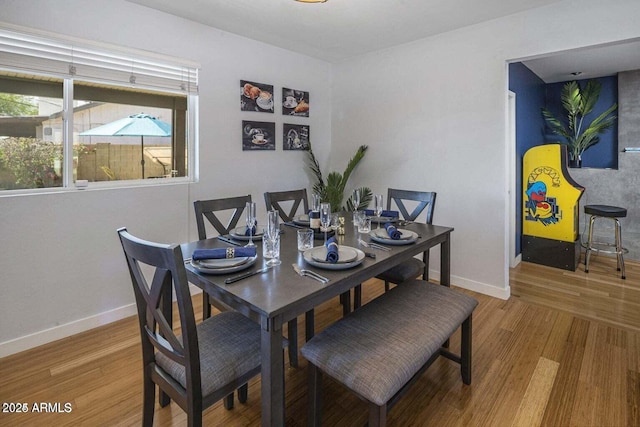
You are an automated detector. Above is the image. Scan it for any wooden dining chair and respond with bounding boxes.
[194,195,299,368]
[194,195,251,319]
[264,188,309,222]
[354,189,437,309]
[117,227,265,427]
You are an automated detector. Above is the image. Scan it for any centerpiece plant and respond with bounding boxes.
[306,143,372,213]
[541,79,617,167]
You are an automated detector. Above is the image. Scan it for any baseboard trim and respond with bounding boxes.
[430,268,511,300]
[1,273,508,358]
[0,284,204,359]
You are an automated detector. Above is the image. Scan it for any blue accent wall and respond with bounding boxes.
[509,64,619,258]
[509,62,546,256]
[544,76,618,168]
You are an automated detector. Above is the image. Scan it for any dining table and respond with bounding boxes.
[180,215,453,426]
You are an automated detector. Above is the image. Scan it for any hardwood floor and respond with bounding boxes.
[1,255,638,426]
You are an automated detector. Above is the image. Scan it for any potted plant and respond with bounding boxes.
[306,144,372,212]
[541,79,617,167]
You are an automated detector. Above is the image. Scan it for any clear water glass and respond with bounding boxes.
[262,233,281,266]
[374,194,384,229]
[357,213,371,233]
[297,228,314,251]
[320,202,331,243]
[245,201,256,247]
[263,210,281,266]
[352,188,361,212]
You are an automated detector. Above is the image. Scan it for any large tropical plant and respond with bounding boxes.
[541,80,617,164]
[306,144,372,212]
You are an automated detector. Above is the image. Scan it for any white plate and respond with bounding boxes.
[303,246,365,270]
[309,246,359,264]
[230,227,264,241]
[195,256,250,269]
[191,256,257,274]
[293,214,310,225]
[369,228,418,245]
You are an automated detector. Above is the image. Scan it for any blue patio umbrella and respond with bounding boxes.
[80,113,172,179]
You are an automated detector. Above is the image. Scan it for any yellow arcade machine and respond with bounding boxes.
[522,144,584,270]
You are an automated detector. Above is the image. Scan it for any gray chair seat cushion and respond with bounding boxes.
[156,311,261,396]
[375,258,425,283]
[301,280,478,406]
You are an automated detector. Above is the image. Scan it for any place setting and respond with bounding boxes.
[189,246,258,275]
[369,222,419,246]
[302,235,365,271]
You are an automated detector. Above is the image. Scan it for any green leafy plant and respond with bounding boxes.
[0,93,38,116]
[0,137,61,188]
[306,144,372,212]
[541,80,617,163]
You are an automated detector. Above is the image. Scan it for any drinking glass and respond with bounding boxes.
[320,202,331,243]
[262,232,281,266]
[352,188,361,225]
[331,213,340,231]
[245,201,256,247]
[263,210,281,266]
[357,212,371,233]
[297,228,314,251]
[374,194,384,229]
[352,189,361,212]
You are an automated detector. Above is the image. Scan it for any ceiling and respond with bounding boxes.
[127,0,639,81]
[521,39,640,83]
[126,0,562,63]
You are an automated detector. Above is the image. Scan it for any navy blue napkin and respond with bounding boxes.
[364,209,399,218]
[384,222,403,240]
[192,247,256,260]
[245,220,257,236]
[325,236,339,263]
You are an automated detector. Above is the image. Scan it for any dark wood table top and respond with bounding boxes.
[181,219,453,324]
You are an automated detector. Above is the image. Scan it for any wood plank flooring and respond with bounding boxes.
[1,255,638,426]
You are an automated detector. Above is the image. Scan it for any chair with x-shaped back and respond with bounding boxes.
[194,195,299,368]
[264,189,309,223]
[194,195,252,319]
[354,188,437,309]
[117,227,267,427]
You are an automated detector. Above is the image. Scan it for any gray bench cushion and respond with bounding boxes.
[301,280,478,406]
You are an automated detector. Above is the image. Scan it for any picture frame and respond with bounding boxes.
[241,80,274,113]
[283,123,310,150]
[242,121,275,151]
[282,87,309,117]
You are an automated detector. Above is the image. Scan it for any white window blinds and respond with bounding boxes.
[0,25,198,94]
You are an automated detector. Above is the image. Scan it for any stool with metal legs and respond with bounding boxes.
[583,204,627,279]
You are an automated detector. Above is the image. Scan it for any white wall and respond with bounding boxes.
[0,0,332,356]
[2,0,639,357]
[331,0,640,298]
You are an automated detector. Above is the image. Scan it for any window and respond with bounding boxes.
[0,26,198,191]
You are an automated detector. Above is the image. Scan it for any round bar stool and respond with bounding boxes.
[583,204,627,279]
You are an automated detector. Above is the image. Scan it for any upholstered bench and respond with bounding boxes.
[301,279,478,427]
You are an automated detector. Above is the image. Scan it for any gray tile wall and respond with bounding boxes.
[570,70,640,261]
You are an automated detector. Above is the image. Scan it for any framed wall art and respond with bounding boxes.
[282,87,309,117]
[283,123,310,150]
[241,80,274,113]
[242,120,275,151]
